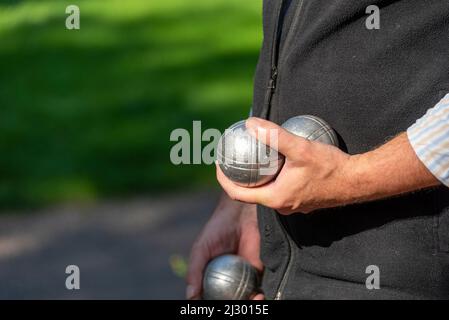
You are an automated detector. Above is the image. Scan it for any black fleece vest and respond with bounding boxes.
[252,0,449,299]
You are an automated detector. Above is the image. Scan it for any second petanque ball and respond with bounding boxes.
[202,255,260,300]
[281,115,339,147]
[216,120,284,187]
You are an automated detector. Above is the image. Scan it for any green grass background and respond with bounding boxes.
[0,0,262,209]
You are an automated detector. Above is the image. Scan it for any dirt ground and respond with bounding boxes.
[0,190,220,299]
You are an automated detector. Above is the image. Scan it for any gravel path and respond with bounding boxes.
[0,190,219,299]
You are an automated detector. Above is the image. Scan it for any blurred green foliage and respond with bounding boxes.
[0,0,262,208]
[169,254,188,279]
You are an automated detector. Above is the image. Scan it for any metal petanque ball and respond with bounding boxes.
[216,120,284,187]
[281,115,339,147]
[202,255,260,300]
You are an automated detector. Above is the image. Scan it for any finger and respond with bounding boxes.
[186,242,210,300]
[238,210,264,271]
[252,293,265,300]
[216,163,272,205]
[246,117,310,158]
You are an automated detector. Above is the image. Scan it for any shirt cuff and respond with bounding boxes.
[407,94,449,187]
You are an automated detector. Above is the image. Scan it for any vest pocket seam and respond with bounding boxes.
[433,198,449,254]
[432,214,440,254]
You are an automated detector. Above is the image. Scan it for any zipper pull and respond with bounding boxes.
[268,67,278,91]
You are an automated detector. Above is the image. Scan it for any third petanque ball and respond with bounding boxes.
[216,120,284,187]
[217,115,338,187]
[202,254,260,300]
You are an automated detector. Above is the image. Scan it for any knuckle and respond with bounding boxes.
[292,200,302,211]
[283,200,301,215]
[269,198,284,210]
[297,140,312,155]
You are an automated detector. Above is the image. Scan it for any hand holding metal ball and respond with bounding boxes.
[217,115,339,187]
[202,255,260,300]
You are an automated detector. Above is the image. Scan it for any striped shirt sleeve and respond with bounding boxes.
[407,94,449,187]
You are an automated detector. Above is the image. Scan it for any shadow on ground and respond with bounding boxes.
[0,190,220,299]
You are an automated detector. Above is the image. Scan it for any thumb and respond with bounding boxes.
[245,117,309,158]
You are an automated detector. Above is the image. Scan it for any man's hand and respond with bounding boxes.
[186,193,264,300]
[217,117,440,215]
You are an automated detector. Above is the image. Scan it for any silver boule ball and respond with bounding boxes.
[217,120,284,187]
[281,115,339,146]
[202,255,260,300]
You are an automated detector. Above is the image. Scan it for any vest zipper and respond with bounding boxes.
[263,0,304,300]
[263,66,278,119]
[261,0,304,119]
[274,221,295,300]
[260,0,283,119]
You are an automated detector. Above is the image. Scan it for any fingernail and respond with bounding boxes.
[246,117,262,129]
[246,118,261,137]
[186,285,196,300]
